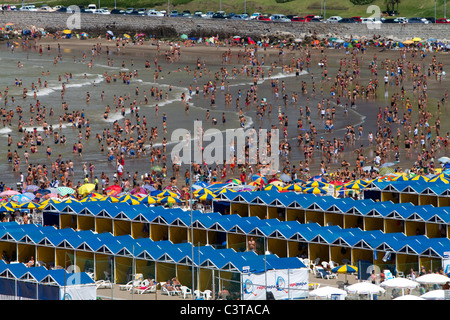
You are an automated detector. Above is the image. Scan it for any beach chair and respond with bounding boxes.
[180,286,192,299]
[119,279,142,291]
[133,283,157,294]
[194,290,204,300]
[202,290,212,300]
[95,280,113,289]
[160,282,176,296]
[329,261,339,269]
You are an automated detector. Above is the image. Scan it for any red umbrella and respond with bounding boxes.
[105,185,122,196]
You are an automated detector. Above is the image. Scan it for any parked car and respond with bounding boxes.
[212,11,227,19]
[249,12,261,20]
[147,9,164,16]
[84,4,96,13]
[125,8,134,14]
[205,11,214,18]
[231,14,249,20]
[361,17,382,24]
[291,16,306,22]
[338,18,356,23]
[393,17,407,23]
[20,5,37,11]
[257,14,271,21]
[94,8,110,14]
[326,16,342,23]
[303,14,316,21]
[169,10,178,17]
[110,8,126,14]
[270,14,291,22]
[408,17,429,23]
[39,5,55,12]
[350,16,362,23]
[436,18,450,23]
[310,17,322,22]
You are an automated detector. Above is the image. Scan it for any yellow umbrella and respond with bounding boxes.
[403,40,414,45]
[157,196,181,204]
[19,202,38,209]
[139,196,158,204]
[63,29,72,34]
[157,190,179,198]
[412,37,422,42]
[264,184,283,191]
[78,183,96,196]
[124,34,130,39]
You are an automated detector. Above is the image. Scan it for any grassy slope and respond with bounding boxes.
[13,0,450,18]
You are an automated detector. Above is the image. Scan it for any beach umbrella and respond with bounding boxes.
[329,37,338,42]
[99,195,120,203]
[410,175,429,182]
[415,274,449,285]
[420,290,445,300]
[252,178,267,186]
[379,167,396,175]
[412,37,422,42]
[251,173,267,182]
[196,193,216,201]
[78,183,96,196]
[393,294,425,300]
[309,175,328,183]
[344,181,367,190]
[24,185,39,193]
[380,278,419,294]
[429,174,450,183]
[0,190,20,197]
[180,34,188,40]
[22,193,36,201]
[267,180,284,187]
[157,196,181,204]
[156,190,179,198]
[193,188,214,196]
[139,196,158,205]
[105,184,122,194]
[279,173,292,183]
[226,179,242,185]
[335,39,345,43]
[331,264,358,276]
[0,204,14,212]
[263,184,283,191]
[11,194,32,203]
[79,197,97,202]
[403,40,414,45]
[62,29,72,34]
[123,34,130,39]
[142,184,157,193]
[345,282,385,296]
[391,174,409,181]
[59,197,79,203]
[19,202,38,209]
[438,156,450,164]
[121,198,140,205]
[304,180,328,188]
[106,30,114,36]
[283,184,303,192]
[81,32,88,38]
[57,187,75,196]
[294,38,302,43]
[381,162,395,168]
[214,188,236,196]
[309,286,347,299]
[304,187,328,195]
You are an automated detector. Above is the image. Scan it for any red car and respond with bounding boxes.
[303,14,315,22]
[436,18,450,23]
[257,14,271,21]
[350,16,362,23]
[291,16,306,22]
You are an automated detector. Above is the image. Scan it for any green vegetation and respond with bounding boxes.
[15,0,450,18]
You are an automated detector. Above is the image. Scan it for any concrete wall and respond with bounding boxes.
[0,12,449,41]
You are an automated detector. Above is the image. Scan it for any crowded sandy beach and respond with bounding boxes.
[0,17,449,302]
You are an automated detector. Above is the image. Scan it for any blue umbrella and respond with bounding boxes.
[11,194,33,203]
[35,189,51,195]
[22,192,36,201]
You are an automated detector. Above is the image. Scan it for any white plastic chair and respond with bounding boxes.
[194,289,203,300]
[180,286,192,299]
[202,290,212,300]
[329,261,339,269]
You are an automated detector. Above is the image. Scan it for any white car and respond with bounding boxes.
[85,4,97,12]
[250,12,261,20]
[270,14,291,22]
[147,10,164,16]
[361,17,382,24]
[39,5,55,12]
[326,16,342,23]
[20,5,37,11]
[94,8,110,14]
[204,11,214,18]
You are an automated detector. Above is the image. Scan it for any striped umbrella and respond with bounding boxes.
[214,188,236,195]
[410,175,429,182]
[157,196,181,204]
[121,198,141,205]
[59,197,80,203]
[343,181,367,190]
[252,177,267,185]
[226,179,242,185]
[193,188,214,196]
[156,190,179,198]
[283,184,303,192]
[429,174,450,183]
[264,184,283,191]
[391,174,409,181]
[139,196,158,204]
[57,186,75,196]
[99,196,120,203]
[195,193,216,201]
[79,197,98,202]
[331,264,358,283]
[0,204,14,212]
[19,202,38,209]
[304,187,328,195]
[304,180,328,188]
